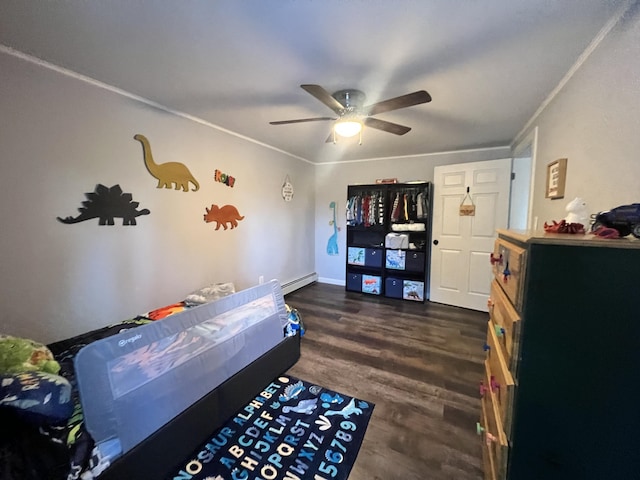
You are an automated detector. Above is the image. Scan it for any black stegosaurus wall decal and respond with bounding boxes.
[57,184,150,225]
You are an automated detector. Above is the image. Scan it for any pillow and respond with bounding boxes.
[184,282,235,306]
[1,371,73,424]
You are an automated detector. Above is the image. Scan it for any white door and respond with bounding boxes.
[429,158,512,311]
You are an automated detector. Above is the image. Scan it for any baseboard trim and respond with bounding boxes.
[280,273,318,295]
[317,277,345,287]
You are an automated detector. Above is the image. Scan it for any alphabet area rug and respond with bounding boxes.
[171,375,375,480]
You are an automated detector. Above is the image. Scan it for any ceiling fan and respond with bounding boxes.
[269,84,432,144]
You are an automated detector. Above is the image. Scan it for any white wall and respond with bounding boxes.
[515,4,640,224]
[0,51,315,343]
[510,146,533,230]
[313,147,512,284]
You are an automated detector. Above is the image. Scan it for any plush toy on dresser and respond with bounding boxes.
[564,197,589,226]
[544,197,589,234]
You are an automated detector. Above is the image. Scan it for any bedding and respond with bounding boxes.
[0,371,73,424]
[1,280,301,480]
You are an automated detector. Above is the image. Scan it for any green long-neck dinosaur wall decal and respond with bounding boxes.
[134,134,199,192]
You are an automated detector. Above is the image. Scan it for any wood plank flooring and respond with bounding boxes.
[284,282,488,480]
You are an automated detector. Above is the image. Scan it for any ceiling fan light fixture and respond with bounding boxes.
[334,119,362,138]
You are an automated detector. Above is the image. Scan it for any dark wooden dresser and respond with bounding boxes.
[479,229,640,480]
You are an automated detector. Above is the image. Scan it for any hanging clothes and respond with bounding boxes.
[390,192,401,223]
[403,193,409,221]
[346,189,387,227]
[362,194,371,227]
[346,196,355,226]
[420,189,429,220]
[355,195,363,225]
[368,192,377,227]
[408,192,417,221]
[378,193,385,225]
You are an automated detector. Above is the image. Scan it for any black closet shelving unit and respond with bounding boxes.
[345,182,432,302]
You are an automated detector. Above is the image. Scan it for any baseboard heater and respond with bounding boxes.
[280,272,317,295]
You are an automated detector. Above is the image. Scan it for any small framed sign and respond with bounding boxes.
[546,158,567,199]
[459,187,476,216]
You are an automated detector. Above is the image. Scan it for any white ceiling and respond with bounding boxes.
[0,0,627,163]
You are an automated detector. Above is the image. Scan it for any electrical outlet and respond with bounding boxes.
[258,275,264,284]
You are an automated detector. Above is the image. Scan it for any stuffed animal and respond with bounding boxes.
[0,334,61,375]
[0,335,73,425]
[284,304,305,337]
[565,197,589,226]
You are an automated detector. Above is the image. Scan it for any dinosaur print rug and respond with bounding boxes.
[170,375,374,480]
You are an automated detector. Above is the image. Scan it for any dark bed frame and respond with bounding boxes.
[99,333,300,480]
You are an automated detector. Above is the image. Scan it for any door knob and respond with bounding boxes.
[433,239,439,245]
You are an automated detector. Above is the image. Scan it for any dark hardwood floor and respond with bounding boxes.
[284,282,487,480]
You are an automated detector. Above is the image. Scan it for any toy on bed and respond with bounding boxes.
[0,336,75,480]
[0,334,61,374]
[0,335,73,424]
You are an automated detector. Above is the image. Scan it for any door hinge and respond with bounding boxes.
[511,172,516,180]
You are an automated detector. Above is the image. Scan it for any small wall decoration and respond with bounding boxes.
[546,158,568,199]
[326,201,341,255]
[57,184,150,225]
[282,175,294,202]
[214,169,235,188]
[459,187,476,216]
[375,178,398,184]
[133,134,200,192]
[203,204,245,230]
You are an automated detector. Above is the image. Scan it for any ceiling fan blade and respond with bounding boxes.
[269,116,335,125]
[301,84,345,114]
[364,117,411,135]
[364,90,431,116]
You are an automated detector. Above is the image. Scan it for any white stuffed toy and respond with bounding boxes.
[565,197,589,226]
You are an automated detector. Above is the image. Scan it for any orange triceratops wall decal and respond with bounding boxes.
[204,204,245,230]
